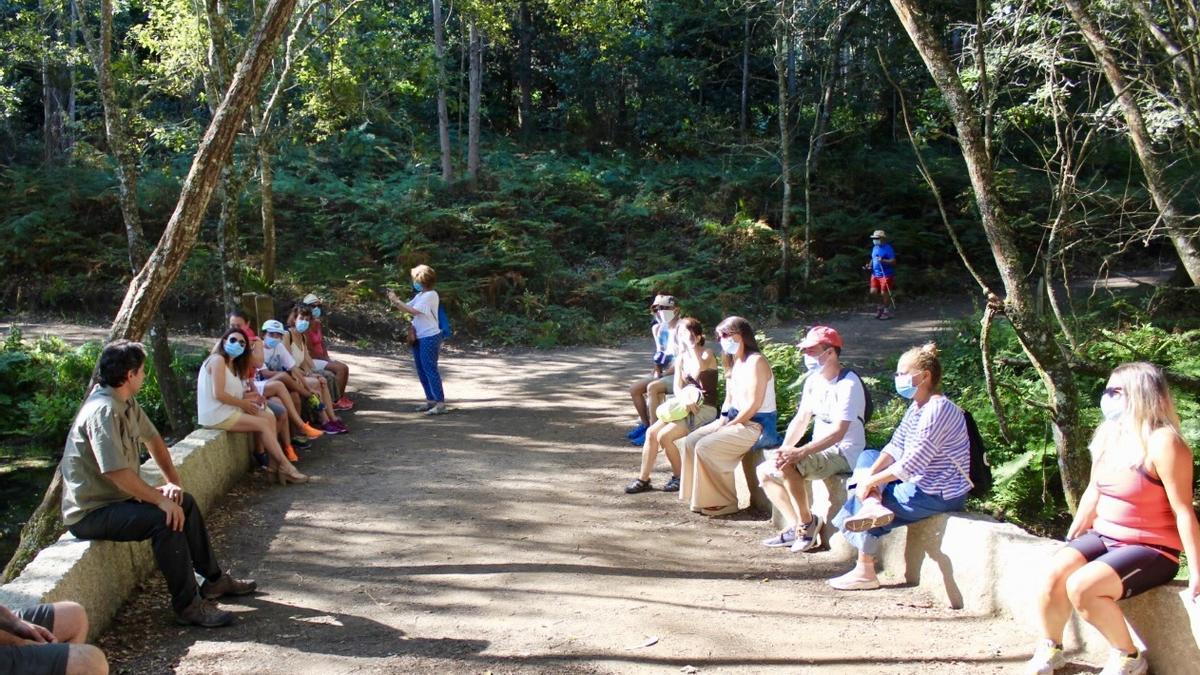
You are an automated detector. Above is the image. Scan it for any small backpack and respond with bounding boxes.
[836,368,874,425]
[438,303,453,340]
[960,410,994,498]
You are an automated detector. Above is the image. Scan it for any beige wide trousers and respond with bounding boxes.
[679,419,762,513]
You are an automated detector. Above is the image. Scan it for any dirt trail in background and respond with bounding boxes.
[6,302,1047,674]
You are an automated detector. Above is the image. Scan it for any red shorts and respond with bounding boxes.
[870,275,895,293]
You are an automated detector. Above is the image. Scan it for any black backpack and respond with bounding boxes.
[836,368,873,426]
[961,410,994,498]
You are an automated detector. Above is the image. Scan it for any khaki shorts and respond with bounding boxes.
[793,447,852,480]
[686,404,719,431]
[208,409,243,430]
[648,374,674,394]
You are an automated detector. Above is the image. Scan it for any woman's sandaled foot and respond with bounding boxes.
[624,478,652,494]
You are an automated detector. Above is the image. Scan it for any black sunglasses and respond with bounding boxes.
[227,336,246,346]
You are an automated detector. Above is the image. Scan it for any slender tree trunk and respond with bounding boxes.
[466,20,482,186]
[432,0,453,182]
[888,0,1090,510]
[216,181,243,312]
[517,0,533,143]
[259,138,277,284]
[775,0,792,303]
[1065,0,1200,286]
[41,0,72,164]
[740,13,751,140]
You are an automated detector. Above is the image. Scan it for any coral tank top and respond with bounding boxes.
[1092,458,1182,554]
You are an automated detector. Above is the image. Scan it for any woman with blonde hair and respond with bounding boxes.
[827,342,971,590]
[624,317,720,494]
[1024,362,1200,675]
[386,264,448,415]
[197,328,309,484]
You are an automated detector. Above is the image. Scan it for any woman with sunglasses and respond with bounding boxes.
[197,328,309,484]
[1024,363,1200,675]
[827,342,970,591]
[679,316,777,517]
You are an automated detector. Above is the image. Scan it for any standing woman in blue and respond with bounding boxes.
[387,265,448,415]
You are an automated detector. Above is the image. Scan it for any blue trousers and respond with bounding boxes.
[413,333,445,402]
[833,448,965,557]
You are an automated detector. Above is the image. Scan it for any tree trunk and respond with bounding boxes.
[467,20,482,186]
[888,0,1090,510]
[432,0,453,182]
[740,13,751,140]
[108,0,299,341]
[259,138,277,285]
[517,0,533,143]
[1065,0,1200,286]
[775,0,792,303]
[216,180,243,312]
[41,0,73,164]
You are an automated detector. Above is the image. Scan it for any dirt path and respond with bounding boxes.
[13,303,1046,673]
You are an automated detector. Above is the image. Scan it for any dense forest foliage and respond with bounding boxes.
[2,0,1199,569]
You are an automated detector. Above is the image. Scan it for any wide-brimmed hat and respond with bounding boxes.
[302,293,321,305]
[651,294,678,309]
[261,319,286,335]
[798,325,843,350]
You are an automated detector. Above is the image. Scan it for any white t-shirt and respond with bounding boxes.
[262,341,296,373]
[410,290,441,339]
[799,369,867,467]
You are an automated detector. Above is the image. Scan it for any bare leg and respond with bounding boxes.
[657,422,689,476]
[646,380,669,423]
[303,376,333,424]
[325,360,350,395]
[265,380,306,428]
[1066,561,1137,653]
[65,644,110,675]
[49,601,88,643]
[758,467,797,529]
[638,420,666,481]
[629,377,651,426]
[1035,547,1088,644]
[780,463,813,524]
[228,409,306,479]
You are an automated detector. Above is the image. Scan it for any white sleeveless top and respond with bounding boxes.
[729,355,776,415]
[197,354,244,427]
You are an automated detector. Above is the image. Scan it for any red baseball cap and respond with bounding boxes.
[798,326,843,350]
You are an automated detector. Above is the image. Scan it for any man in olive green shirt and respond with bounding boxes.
[61,340,256,628]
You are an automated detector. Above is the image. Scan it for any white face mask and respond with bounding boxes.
[719,337,739,355]
[657,309,676,323]
[1100,392,1126,422]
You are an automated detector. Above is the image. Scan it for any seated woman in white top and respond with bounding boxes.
[679,316,777,517]
[198,328,309,484]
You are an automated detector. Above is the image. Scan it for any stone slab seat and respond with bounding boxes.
[0,429,254,640]
[836,512,1200,674]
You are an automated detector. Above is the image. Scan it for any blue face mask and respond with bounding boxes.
[225,339,245,358]
[894,373,918,399]
[413,281,424,292]
[311,307,322,319]
[264,336,281,349]
[804,354,821,372]
[295,319,310,333]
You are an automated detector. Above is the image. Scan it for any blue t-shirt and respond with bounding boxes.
[871,243,896,278]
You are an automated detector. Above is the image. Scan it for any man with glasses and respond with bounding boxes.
[757,326,866,553]
[61,340,256,628]
[626,294,680,446]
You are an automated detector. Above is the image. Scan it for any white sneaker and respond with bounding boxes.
[1024,639,1066,675]
[827,570,880,591]
[790,515,823,552]
[1099,649,1147,675]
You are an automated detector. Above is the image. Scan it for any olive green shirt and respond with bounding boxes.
[60,385,160,526]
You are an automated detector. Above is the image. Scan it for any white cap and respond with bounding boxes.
[302,293,321,305]
[261,319,286,335]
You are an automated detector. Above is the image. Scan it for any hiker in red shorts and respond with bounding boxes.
[865,229,896,319]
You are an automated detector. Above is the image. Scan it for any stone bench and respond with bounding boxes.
[860,512,1200,673]
[0,429,254,639]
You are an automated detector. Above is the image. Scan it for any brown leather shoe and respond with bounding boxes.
[175,596,234,627]
[200,573,258,600]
